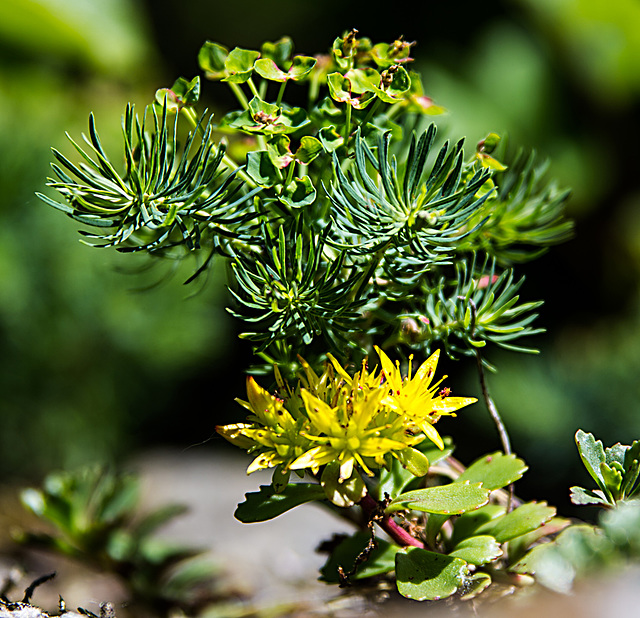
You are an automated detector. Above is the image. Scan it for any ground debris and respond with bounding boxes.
[0,574,114,618]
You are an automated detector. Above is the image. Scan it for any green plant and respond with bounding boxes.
[36,28,590,608]
[17,467,222,617]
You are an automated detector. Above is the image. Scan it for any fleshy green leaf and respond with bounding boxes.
[280,176,316,209]
[387,482,489,515]
[450,504,506,546]
[600,462,623,500]
[456,452,528,490]
[575,430,608,495]
[395,447,430,477]
[449,535,502,566]
[234,483,325,523]
[379,457,416,500]
[396,547,468,601]
[198,41,229,79]
[320,532,399,582]
[222,47,260,83]
[476,502,556,543]
[246,151,282,187]
[294,136,323,164]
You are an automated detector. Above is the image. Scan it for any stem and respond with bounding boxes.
[344,103,352,143]
[359,98,381,129]
[229,83,249,110]
[475,351,511,456]
[359,494,423,549]
[276,80,287,107]
[247,78,260,99]
[465,297,514,511]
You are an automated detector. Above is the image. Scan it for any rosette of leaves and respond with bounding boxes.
[17,467,221,616]
[227,221,375,356]
[37,100,259,255]
[329,126,493,267]
[570,429,640,507]
[461,141,574,264]
[408,256,545,361]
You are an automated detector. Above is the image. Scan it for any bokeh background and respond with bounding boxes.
[1,0,640,517]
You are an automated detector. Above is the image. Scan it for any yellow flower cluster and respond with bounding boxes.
[216,347,476,488]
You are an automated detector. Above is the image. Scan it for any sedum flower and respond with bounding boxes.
[216,347,476,503]
[289,387,422,481]
[375,345,477,449]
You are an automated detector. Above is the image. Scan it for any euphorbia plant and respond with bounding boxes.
[38,29,577,604]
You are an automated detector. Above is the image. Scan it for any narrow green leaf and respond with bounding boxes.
[600,462,623,500]
[234,484,325,523]
[456,452,528,491]
[396,547,467,601]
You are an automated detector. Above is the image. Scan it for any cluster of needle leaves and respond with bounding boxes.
[39,29,573,375]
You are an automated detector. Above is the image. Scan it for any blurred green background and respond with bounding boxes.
[2,0,640,515]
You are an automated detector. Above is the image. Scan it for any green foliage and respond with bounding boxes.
[17,467,222,617]
[571,430,640,507]
[39,29,572,373]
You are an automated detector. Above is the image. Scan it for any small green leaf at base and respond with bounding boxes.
[449,535,502,565]
[395,547,468,601]
[234,483,325,523]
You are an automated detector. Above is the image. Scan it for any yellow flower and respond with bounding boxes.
[216,377,315,474]
[290,387,421,481]
[375,345,477,449]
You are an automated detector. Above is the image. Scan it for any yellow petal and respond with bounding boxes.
[375,346,402,392]
[216,423,255,449]
[413,349,440,385]
[431,396,477,416]
[418,420,445,450]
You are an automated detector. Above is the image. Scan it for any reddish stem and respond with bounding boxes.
[359,494,424,548]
